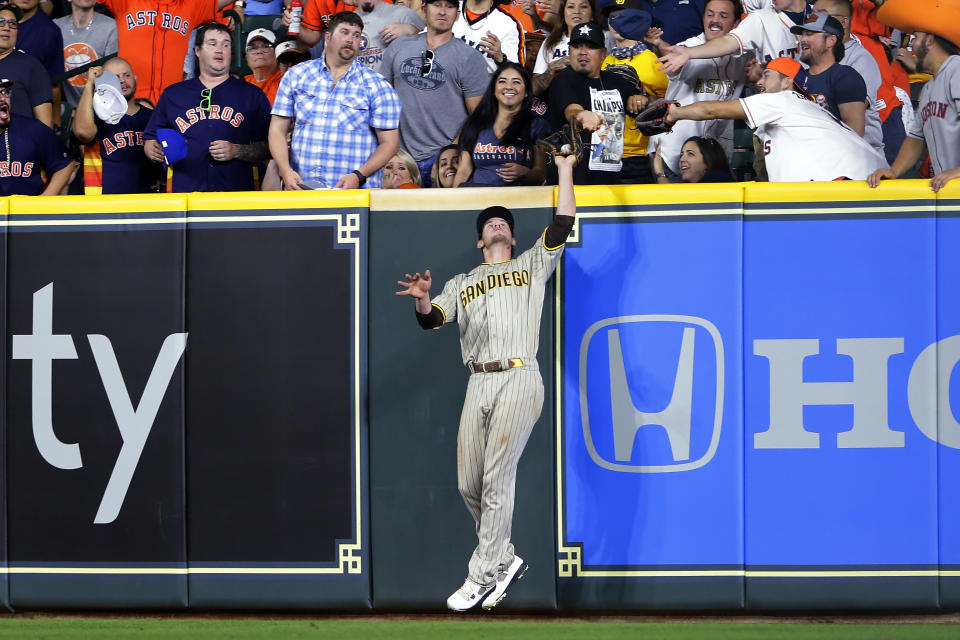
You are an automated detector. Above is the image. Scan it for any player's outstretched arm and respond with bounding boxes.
[931,166,960,193]
[396,270,433,316]
[657,34,738,75]
[555,155,576,219]
[868,136,925,187]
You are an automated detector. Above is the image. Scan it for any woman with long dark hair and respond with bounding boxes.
[453,62,550,187]
[652,136,735,183]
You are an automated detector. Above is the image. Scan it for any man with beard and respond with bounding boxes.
[868,28,960,192]
[396,153,579,612]
[73,57,160,193]
[269,11,401,189]
[548,21,648,184]
[0,78,75,195]
[791,13,880,149]
[646,0,745,178]
[663,56,888,181]
[144,21,271,192]
[380,0,488,184]
[0,3,53,126]
[658,0,811,73]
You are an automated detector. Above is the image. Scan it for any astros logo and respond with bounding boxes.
[64,43,98,87]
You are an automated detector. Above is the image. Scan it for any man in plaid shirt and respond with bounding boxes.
[268,11,401,189]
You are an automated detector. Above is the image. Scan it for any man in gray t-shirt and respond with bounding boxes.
[868,31,960,193]
[380,0,488,178]
[55,0,118,107]
[356,0,424,74]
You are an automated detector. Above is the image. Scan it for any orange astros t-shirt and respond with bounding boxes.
[99,0,223,103]
[244,67,283,105]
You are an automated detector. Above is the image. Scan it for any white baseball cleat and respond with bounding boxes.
[481,555,528,610]
[446,578,494,612]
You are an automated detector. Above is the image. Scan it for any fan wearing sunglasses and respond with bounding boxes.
[380,0,489,186]
[144,21,272,193]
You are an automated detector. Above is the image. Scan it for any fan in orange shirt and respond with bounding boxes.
[243,28,283,104]
[98,0,240,103]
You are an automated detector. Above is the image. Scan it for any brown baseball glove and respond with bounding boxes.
[536,117,583,165]
[634,99,679,136]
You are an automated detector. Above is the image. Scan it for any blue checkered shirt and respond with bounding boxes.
[272,57,402,189]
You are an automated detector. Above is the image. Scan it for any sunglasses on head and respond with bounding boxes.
[421,50,435,77]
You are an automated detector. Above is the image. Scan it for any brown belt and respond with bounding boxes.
[470,358,524,373]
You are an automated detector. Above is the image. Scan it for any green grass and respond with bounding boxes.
[0,618,957,639]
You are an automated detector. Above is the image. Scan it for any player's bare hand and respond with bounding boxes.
[481,31,503,62]
[930,167,960,192]
[280,167,304,190]
[209,140,235,162]
[554,154,577,170]
[658,47,690,74]
[497,162,529,183]
[867,167,895,188]
[396,270,432,298]
[144,139,166,164]
[576,109,603,132]
[334,172,361,189]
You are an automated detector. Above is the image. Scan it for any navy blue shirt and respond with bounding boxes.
[145,77,271,193]
[16,10,65,82]
[469,119,552,185]
[798,63,867,122]
[0,115,72,196]
[96,107,161,194]
[0,51,53,119]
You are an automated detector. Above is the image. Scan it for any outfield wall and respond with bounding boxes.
[1,181,958,611]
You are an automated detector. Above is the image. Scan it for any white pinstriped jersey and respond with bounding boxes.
[908,55,960,175]
[728,5,800,64]
[653,32,746,174]
[431,229,564,366]
[740,90,888,181]
[453,4,526,73]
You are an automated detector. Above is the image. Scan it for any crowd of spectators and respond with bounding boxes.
[0,0,956,197]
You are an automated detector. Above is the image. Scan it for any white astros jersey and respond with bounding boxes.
[453,4,525,73]
[654,32,746,174]
[533,33,569,74]
[728,5,800,64]
[908,55,960,175]
[431,230,563,366]
[740,90,889,181]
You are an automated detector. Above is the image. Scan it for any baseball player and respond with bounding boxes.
[98,0,239,103]
[0,78,75,196]
[646,0,746,177]
[657,0,811,74]
[659,56,888,181]
[144,21,271,192]
[396,153,578,612]
[868,8,960,192]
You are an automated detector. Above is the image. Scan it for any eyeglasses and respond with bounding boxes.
[421,49,435,77]
[200,87,212,113]
[0,87,10,97]
[0,17,18,29]
[246,42,273,52]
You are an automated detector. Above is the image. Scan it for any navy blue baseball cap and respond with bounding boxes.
[569,22,606,48]
[477,206,515,238]
[608,9,654,41]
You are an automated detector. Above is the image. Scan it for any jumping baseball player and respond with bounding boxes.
[658,0,811,74]
[658,56,888,181]
[396,153,578,612]
[144,21,271,192]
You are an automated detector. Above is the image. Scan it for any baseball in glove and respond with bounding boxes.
[634,98,679,136]
[536,116,583,165]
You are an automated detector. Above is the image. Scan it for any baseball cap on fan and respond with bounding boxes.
[790,12,844,38]
[608,9,654,42]
[568,22,606,48]
[246,28,276,48]
[93,71,127,125]
[765,57,812,96]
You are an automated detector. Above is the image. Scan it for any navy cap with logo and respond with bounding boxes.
[790,12,844,38]
[568,21,606,48]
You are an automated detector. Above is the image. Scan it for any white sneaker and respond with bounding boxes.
[481,555,528,610]
[446,578,494,612]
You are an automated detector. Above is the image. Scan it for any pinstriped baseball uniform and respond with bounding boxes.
[424,223,567,586]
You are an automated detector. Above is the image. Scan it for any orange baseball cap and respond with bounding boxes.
[765,57,811,96]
